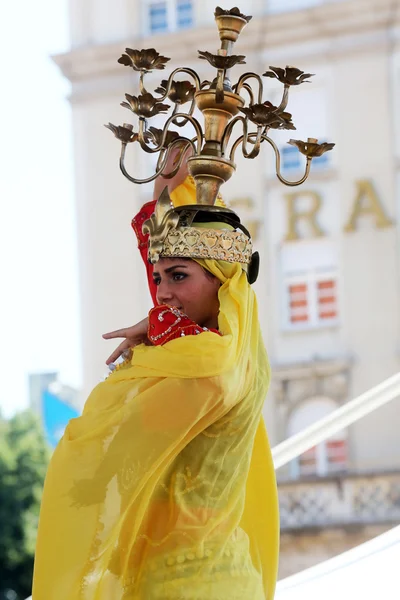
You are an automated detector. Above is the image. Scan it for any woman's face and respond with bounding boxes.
[153,258,220,329]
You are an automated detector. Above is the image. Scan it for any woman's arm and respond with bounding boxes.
[104,144,196,364]
[103,305,220,365]
[152,144,192,200]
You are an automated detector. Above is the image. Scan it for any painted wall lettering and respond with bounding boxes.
[344,180,394,232]
[284,191,326,242]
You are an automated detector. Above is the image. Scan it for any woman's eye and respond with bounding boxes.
[173,273,187,281]
[153,278,161,286]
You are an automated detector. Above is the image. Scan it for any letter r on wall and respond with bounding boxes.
[283,191,326,242]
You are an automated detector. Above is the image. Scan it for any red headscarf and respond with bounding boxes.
[131,199,158,305]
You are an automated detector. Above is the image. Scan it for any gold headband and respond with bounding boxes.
[142,188,252,265]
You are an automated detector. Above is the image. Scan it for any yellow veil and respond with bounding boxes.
[32,181,279,600]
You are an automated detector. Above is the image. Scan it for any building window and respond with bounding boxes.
[147,0,193,34]
[149,2,168,33]
[282,145,301,171]
[288,397,348,479]
[281,140,330,172]
[296,439,347,477]
[177,0,193,28]
[285,271,338,328]
[267,0,323,14]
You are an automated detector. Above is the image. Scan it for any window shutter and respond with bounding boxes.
[299,446,317,475]
[326,439,347,470]
[317,278,337,321]
[288,282,309,323]
[148,1,168,33]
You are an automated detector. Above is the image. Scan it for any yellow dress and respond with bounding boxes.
[32,192,279,600]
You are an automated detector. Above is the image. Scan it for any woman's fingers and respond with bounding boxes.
[103,318,148,341]
[105,339,132,365]
[103,327,131,340]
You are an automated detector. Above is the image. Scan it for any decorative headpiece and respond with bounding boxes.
[142,188,253,264]
[106,6,334,283]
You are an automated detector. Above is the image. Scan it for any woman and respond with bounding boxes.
[32,159,279,600]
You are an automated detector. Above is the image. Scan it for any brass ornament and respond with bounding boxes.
[104,123,138,144]
[239,102,295,130]
[121,93,170,118]
[155,80,196,105]
[288,138,335,158]
[107,5,335,267]
[214,7,252,43]
[118,48,170,72]
[142,189,179,264]
[107,6,334,202]
[214,6,252,22]
[161,226,252,264]
[144,126,180,148]
[263,66,314,86]
[198,50,246,70]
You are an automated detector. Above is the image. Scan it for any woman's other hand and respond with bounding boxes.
[102,317,150,365]
[153,143,193,200]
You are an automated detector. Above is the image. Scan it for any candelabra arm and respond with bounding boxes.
[276,84,290,112]
[239,82,255,106]
[156,139,193,179]
[221,115,246,156]
[261,134,312,186]
[156,67,202,101]
[229,123,264,162]
[169,113,203,153]
[137,113,203,155]
[120,137,191,184]
[170,98,196,127]
[235,72,264,104]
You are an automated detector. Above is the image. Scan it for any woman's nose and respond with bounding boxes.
[156,281,175,305]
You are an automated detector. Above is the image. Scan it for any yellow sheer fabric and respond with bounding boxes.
[33,260,279,600]
[33,177,279,599]
[170,175,226,208]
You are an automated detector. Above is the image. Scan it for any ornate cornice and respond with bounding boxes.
[54,0,400,88]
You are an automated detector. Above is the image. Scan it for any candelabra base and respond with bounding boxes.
[187,155,236,205]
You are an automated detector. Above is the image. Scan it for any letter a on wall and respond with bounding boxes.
[344,180,394,232]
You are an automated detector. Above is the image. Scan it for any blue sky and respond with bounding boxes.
[0,1,80,417]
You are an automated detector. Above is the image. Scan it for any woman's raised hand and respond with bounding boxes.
[102,317,150,365]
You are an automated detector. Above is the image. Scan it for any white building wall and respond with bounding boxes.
[57,0,400,465]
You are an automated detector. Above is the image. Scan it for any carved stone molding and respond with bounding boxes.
[54,0,400,91]
[271,356,352,408]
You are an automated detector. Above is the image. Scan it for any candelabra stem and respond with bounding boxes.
[138,117,146,143]
[276,84,290,112]
[139,71,148,95]
[221,39,234,54]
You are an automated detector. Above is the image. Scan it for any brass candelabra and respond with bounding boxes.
[106,6,334,206]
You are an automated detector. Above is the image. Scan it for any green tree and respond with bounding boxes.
[0,411,50,600]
